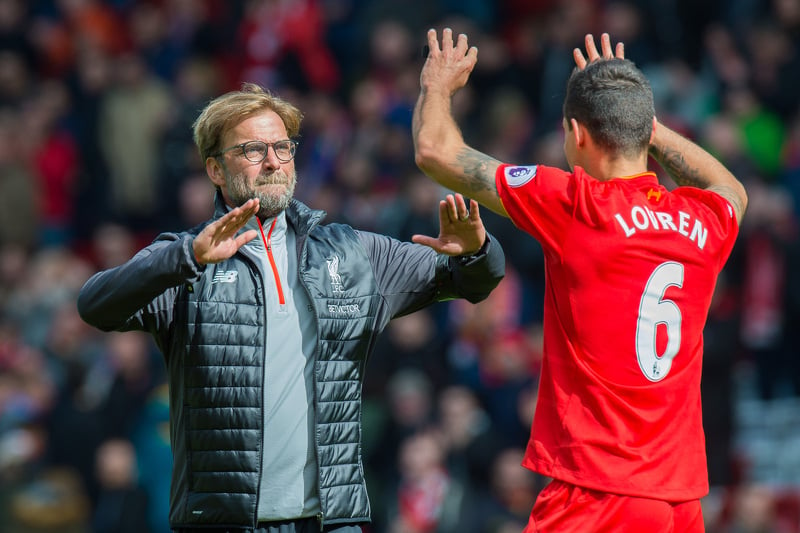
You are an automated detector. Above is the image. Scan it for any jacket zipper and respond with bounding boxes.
[257,217,285,305]
[295,229,327,530]
[254,218,282,527]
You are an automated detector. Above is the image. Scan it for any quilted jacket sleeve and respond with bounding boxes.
[77,232,205,336]
[356,230,505,318]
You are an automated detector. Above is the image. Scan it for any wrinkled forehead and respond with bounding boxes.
[223,110,288,144]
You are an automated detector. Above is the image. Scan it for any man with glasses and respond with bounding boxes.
[77,82,505,533]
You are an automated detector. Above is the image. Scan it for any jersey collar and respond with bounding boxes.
[614,171,658,181]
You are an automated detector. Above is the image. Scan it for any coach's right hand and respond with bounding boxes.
[192,198,260,265]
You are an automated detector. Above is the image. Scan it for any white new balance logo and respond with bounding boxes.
[212,270,238,283]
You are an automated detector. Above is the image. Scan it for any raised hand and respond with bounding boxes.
[411,193,486,256]
[419,28,478,96]
[573,33,625,70]
[192,198,260,265]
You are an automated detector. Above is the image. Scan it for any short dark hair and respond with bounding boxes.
[563,58,654,158]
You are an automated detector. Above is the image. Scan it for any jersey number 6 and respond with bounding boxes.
[636,261,684,382]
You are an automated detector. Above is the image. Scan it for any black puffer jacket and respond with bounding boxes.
[77,194,505,529]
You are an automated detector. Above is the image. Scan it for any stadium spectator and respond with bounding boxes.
[436,385,508,489]
[385,428,458,533]
[91,437,151,533]
[97,51,173,232]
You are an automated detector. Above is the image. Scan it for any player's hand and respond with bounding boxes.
[192,198,260,265]
[420,28,478,96]
[412,193,486,256]
[573,33,624,70]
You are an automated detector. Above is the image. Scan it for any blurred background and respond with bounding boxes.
[0,0,799,532]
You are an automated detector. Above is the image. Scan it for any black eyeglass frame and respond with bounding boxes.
[211,139,299,163]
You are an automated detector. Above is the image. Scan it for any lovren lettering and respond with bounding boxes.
[614,206,708,250]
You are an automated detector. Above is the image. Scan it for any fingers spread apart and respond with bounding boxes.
[427,28,477,59]
[573,33,625,69]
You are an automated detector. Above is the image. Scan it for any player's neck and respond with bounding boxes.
[584,152,649,182]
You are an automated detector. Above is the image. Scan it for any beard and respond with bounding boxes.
[225,168,297,219]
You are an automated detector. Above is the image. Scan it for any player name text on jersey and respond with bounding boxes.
[614,205,708,250]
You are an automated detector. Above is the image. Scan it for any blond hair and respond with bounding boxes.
[192,82,303,160]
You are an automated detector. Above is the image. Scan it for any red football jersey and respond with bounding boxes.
[496,164,739,501]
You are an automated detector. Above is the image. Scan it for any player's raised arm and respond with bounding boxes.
[648,120,748,223]
[413,28,508,217]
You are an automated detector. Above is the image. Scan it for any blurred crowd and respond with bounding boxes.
[1,0,800,532]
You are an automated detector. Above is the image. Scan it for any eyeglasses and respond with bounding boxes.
[212,139,298,163]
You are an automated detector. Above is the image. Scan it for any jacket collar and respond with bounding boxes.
[212,188,326,236]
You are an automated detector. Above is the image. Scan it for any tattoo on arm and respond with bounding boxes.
[709,185,746,220]
[456,147,501,194]
[412,99,423,141]
[651,145,746,221]
[650,145,709,188]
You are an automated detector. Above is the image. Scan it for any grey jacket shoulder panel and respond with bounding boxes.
[354,229,505,317]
